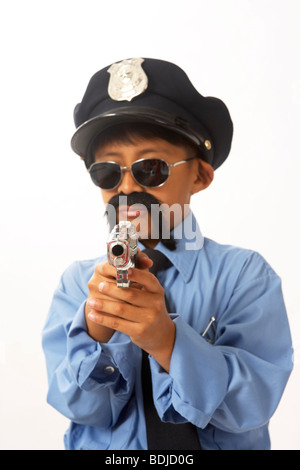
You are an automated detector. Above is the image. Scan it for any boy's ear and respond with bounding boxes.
[192,159,214,194]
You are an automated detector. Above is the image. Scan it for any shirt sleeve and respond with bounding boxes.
[42,261,138,428]
[149,254,293,433]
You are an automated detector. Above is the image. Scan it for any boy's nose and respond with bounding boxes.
[117,168,142,194]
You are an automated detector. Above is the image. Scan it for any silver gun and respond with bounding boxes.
[107,221,138,287]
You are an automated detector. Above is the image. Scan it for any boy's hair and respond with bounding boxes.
[86,122,203,169]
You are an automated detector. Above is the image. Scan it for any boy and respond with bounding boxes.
[42,58,293,450]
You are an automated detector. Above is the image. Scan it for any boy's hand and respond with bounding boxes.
[85,250,153,343]
[85,250,175,372]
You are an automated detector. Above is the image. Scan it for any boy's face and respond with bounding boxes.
[94,137,214,246]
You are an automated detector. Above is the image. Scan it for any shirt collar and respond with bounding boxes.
[139,210,204,283]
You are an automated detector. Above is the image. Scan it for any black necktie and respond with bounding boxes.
[141,249,202,450]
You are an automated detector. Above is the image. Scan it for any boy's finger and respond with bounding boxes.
[136,250,153,270]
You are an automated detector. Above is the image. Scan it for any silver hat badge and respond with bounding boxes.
[108,58,148,102]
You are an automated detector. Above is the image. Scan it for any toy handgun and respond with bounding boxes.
[107,221,138,287]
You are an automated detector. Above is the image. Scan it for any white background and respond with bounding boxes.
[0,0,299,450]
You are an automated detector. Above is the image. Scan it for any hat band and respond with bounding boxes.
[71,103,214,165]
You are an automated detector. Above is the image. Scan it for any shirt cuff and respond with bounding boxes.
[67,301,136,393]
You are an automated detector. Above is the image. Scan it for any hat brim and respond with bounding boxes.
[71,105,213,167]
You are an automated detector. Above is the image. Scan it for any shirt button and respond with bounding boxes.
[103,365,115,375]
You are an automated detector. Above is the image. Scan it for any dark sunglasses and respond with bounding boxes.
[88,156,197,190]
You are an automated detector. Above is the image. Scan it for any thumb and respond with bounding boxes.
[136,249,153,270]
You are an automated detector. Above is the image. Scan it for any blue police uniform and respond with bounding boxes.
[42,211,293,450]
[42,58,293,450]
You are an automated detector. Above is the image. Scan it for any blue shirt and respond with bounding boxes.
[42,211,293,450]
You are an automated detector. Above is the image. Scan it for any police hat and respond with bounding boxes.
[71,58,233,170]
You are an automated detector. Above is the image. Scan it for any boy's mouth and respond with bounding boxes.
[118,205,149,221]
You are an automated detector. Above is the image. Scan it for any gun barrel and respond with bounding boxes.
[107,221,138,287]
